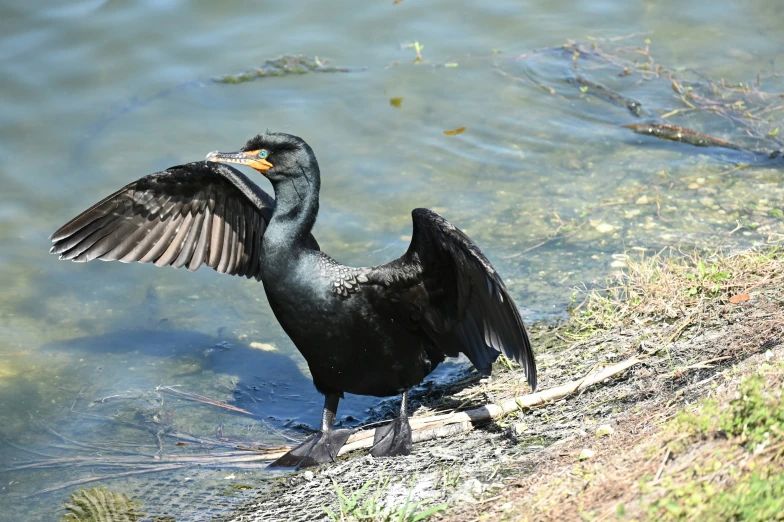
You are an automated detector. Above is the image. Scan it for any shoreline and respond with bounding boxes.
[223,246,784,521]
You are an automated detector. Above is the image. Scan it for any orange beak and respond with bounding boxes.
[206,150,273,173]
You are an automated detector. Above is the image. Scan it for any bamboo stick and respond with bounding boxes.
[258,356,642,461]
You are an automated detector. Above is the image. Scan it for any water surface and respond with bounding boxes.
[1,0,783,519]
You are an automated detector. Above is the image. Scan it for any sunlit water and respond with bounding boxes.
[1,0,783,519]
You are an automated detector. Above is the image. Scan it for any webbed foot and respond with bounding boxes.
[370,415,412,458]
[268,428,355,469]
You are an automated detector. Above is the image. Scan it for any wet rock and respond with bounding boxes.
[594,223,616,234]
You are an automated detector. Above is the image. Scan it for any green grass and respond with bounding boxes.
[324,477,447,522]
[647,365,784,521]
[673,371,784,448]
[770,208,784,222]
[648,467,784,521]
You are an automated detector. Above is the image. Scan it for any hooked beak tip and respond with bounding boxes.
[205,151,219,162]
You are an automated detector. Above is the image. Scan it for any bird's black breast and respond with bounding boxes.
[261,252,442,397]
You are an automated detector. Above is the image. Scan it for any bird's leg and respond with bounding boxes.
[370,389,413,458]
[268,393,355,469]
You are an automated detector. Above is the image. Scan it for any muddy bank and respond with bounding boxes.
[221,247,783,521]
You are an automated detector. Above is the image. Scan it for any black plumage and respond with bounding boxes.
[51,132,536,468]
[50,162,318,276]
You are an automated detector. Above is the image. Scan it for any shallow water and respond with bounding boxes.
[1,0,783,519]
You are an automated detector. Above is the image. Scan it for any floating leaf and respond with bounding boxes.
[389,97,403,108]
[444,62,459,68]
[729,293,750,303]
[443,126,466,136]
[403,41,424,63]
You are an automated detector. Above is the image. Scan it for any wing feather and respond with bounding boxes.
[172,201,205,268]
[50,161,319,280]
[370,208,537,389]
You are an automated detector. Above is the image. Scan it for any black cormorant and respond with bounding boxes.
[50,132,537,468]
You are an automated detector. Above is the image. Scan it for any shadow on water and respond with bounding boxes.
[46,328,318,423]
[39,325,396,437]
[43,327,470,430]
[0,298,470,521]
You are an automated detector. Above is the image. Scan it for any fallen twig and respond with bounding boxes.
[666,355,733,379]
[156,386,255,416]
[26,464,187,498]
[252,357,643,461]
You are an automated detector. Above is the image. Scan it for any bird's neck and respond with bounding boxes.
[266,175,320,250]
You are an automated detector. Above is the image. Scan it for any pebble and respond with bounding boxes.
[595,223,615,234]
[508,422,528,437]
[596,425,615,437]
[578,448,596,461]
[250,342,277,351]
[635,195,649,205]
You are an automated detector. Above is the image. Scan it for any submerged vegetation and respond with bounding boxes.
[503,37,784,164]
[62,487,143,522]
[213,55,355,84]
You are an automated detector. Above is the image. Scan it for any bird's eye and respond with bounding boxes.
[258,149,269,159]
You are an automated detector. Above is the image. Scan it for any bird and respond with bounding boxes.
[50,132,537,468]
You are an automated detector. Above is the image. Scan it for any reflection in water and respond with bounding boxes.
[1,0,783,519]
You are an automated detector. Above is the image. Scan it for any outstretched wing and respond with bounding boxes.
[50,161,319,280]
[374,208,537,389]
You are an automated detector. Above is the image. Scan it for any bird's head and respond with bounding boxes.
[206,132,316,182]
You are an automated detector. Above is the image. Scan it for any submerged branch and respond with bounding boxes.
[623,122,743,150]
[156,386,256,417]
[213,55,357,84]
[27,464,187,498]
[567,75,645,117]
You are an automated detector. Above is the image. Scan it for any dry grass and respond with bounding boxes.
[570,247,783,332]
[442,247,784,522]
[470,352,784,522]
